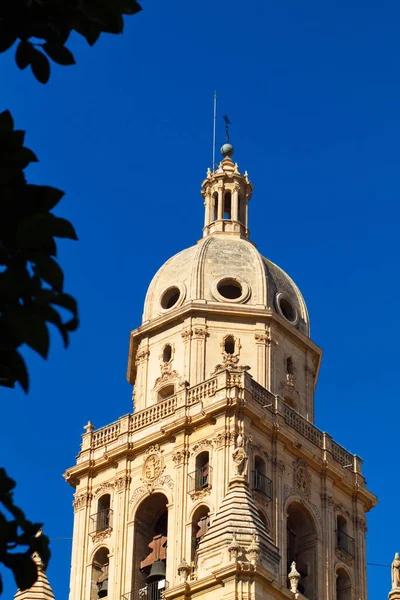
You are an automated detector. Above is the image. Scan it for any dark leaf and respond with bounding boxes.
[0,31,16,53]
[0,110,14,135]
[7,311,50,359]
[50,216,78,240]
[73,13,101,45]
[31,532,51,567]
[33,254,64,291]
[6,147,38,169]
[24,185,65,212]
[7,554,38,591]
[15,40,34,70]
[12,350,29,393]
[30,49,50,84]
[0,129,25,149]
[35,291,78,316]
[35,303,68,346]
[0,469,16,495]
[65,316,79,331]
[42,43,75,66]
[81,0,124,33]
[118,0,142,15]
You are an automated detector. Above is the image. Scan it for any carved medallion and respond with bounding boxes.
[293,459,311,497]
[142,445,164,483]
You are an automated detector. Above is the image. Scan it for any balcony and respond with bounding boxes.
[188,466,212,494]
[72,370,365,487]
[89,509,113,536]
[252,469,272,500]
[122,580,167,600]
[336,530,355,558]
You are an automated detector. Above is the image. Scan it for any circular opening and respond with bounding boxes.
[276,294,298,324]
[161,287,181,310]
[217,278,242,300]
[162,344,172,363]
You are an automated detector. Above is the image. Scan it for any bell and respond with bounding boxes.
[146,560,166,583]
[98,577,108,598]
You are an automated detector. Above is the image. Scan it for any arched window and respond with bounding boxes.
[336,516,354,557]
[223,191,232,219]
[162,344,172,363]
[157,384,175,402]
[238,193,245,224]
[336,568,352,600]
[257,509,270,534]
[133,493,168,594]
[96,494,111,532]
[286,356,294,375]
[191,505,210,567]
[212,192,218,221]
[287,503,318,600]
[224,336,235,355]
[252,456,272,499]
[91,547,109,600]
[191,452,210,491]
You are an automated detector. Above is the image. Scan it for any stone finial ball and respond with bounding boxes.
[220,143,234,157]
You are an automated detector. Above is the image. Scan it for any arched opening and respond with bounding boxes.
[223,191,232,219]
[191,505,210,568]
[257,509,270,534]
[336,568,352,600]
[162,344,172,363]
[96,494,111,532]
[336,515,354,557]
[224,336,235,355]
[91,547,109,600]
[133,493,168,597]
[238,194,245,224]
[190,451,210,491]
[212,192,218,221]
[287,502,318,600]
[252,456,272,498]
[286,356,294,375]
[157,384,175,402]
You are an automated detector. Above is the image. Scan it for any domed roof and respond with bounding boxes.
[142,235,309,336]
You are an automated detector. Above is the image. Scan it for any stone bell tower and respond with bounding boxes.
[64,142,377,600]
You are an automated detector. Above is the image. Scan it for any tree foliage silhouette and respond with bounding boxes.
[0,0,142,592]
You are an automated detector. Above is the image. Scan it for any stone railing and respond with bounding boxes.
[92,421,121,448]
[283,405,324,447]
[187,377,218,405]
[82,369,362,477]
[129,396,177,432]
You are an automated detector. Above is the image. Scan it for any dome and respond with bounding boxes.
[142,235,309,336]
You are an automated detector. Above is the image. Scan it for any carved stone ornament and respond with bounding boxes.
[130,474,174,502]
[114,475,132,491]
[232,434,251,476]
[293,459,311,497]
[193,327,209,338]
[142,446,165,483]
[283,484,322,525]
[73,492,92,512]
[213,432,233,448]
[192,439,213,453]
[135,348,150,365]
[272,458,285,473]
[91,528,112,544]
[188,486,211,501]
[153,370,180,391]
[254,332,272,345]
[93,481,114,497]
[172,449,190,466]
[335,548,353,566]
[181,327,192,341]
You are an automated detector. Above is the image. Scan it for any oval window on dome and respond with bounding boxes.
[276,293,298,325]
[212,277,250,304]
[159,283,186,312]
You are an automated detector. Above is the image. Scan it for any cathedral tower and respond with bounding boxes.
[64,145,377,600]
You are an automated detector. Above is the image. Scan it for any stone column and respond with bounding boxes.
[232,184,239,221]
[217,185,223,220]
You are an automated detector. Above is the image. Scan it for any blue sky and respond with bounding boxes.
[0,0,399,596]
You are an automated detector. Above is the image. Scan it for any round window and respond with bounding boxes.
[217,278,242,299]
[211,277,250,304]
[276,293,298,325]
[160,286,181,310]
